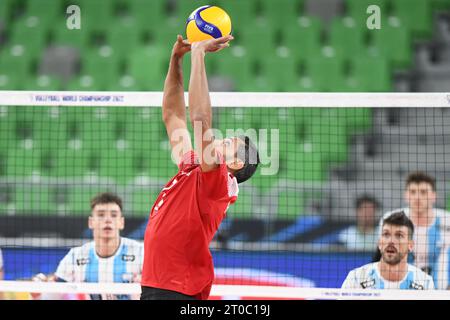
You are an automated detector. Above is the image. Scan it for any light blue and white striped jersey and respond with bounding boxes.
[55,237,143,299]
[378,208,450,280]
[436,246,450,290]
[342,262,434,290]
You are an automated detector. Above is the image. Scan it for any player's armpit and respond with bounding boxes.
[164,115,192,165]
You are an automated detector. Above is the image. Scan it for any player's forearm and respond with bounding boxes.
[188,49,212,127]
[162,54,186,122]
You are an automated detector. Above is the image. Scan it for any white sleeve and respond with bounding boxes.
[54,249,76,282]
[341,270,359,289]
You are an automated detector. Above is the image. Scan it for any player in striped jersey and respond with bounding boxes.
[342,211,434,290]
[35,193,143,300]
[375,172,450,282]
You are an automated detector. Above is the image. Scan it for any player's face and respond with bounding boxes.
[89,202,124,240]
[378,224,413,266]
[213,137,244,170]
[356,201,377,227]
[404,182,436,213]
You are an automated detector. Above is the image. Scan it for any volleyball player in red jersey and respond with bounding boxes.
[140,35,260,300]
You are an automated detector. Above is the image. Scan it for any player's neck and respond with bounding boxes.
[95,237,121,258]
[410,208,435,227]
[378,260,408,282]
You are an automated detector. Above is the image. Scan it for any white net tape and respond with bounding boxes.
[0,91,449,107]
[0,281,450,300]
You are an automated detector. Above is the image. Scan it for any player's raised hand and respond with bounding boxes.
[191,35,234,53]
[172,35,191,58]
[30,273,53,300]
[32,273,49,282]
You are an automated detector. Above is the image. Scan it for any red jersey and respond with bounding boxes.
[141,151,239,299]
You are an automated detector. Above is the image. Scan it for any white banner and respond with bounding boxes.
[0,91,449,107]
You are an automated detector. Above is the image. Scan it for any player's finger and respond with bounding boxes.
[213,43,230,52]
[215,35,233,44]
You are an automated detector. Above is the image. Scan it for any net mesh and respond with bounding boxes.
[1,92,450,299]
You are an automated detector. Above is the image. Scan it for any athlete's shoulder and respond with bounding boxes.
[344,263,378,289]
[121,237,144,258]
[121,237,144,249]
[56,242,94,276]
[408,264,434,289]
[65,241,94,257]
[434,208,449,215]
[350,262,377,277]
[408,264,434,282]
[435,208,450,222]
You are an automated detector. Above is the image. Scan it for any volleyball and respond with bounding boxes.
[185,5,232,44]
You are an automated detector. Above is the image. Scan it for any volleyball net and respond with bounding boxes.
[1,91,450,300]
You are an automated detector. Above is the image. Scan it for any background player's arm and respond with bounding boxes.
[189,36,233,172]
[163,35,192,164]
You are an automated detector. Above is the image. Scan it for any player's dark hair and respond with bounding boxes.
[405,171,436,191]
[382,211,414,240]
[355,194,379,210]
[90,192,123,211]
[233,135,260,184]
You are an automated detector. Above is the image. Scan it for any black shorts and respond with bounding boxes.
[140,286,197,300]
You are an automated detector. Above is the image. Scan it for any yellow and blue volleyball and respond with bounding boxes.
[186,5,232,43]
